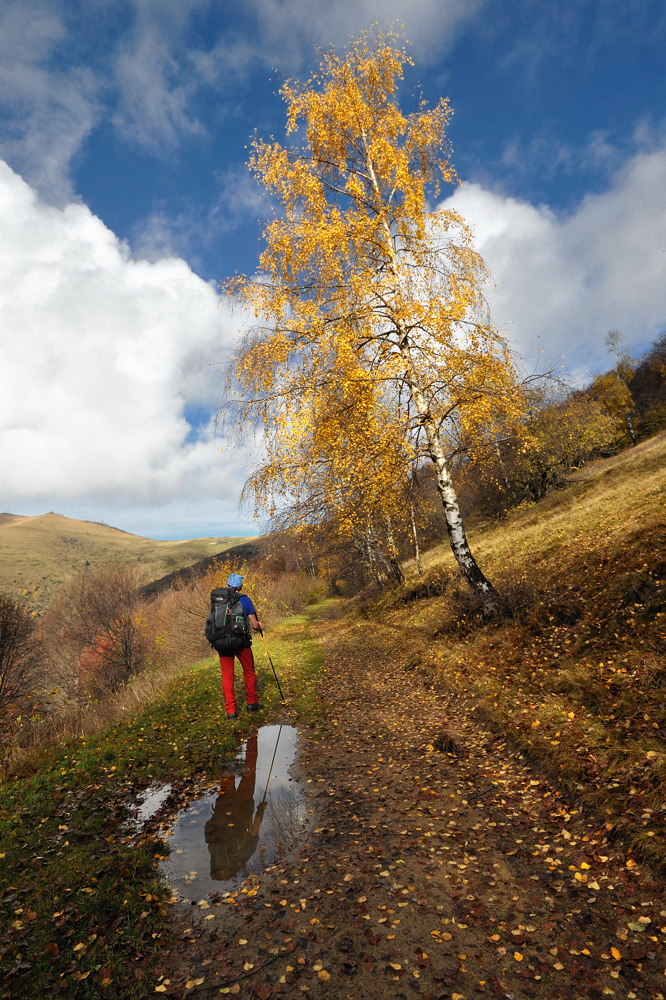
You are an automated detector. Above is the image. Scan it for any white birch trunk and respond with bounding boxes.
[397,331,500,608]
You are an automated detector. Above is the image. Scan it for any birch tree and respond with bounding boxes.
[223,30,523,610]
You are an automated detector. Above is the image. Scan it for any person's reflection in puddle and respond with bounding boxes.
[204,732,266,880]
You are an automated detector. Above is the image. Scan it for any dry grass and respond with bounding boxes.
[0,651,202,779]
[0,511,255,612]
[368,431,666,863]
[1,561,328,778]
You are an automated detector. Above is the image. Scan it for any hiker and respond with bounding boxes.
[206,572,264,720]
[204,731,267,879]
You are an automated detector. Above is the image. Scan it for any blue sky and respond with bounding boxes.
[1,0,665,539]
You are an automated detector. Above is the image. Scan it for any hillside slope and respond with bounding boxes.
[0,512,256,611]
[372,429,666,861]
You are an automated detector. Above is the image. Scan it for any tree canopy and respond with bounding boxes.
[223,29,523,607]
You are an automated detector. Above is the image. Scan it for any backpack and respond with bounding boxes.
[205,587,251,654]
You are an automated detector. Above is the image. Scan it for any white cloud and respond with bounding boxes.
[441,146,666,377]
[0,160,253,535]
[112,0,207,152]
[0,0,486,207]
[0,1,101,204]
[242,0,484,69]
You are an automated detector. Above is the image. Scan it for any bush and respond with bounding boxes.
[43,563,162,699]
[0,594,42,715]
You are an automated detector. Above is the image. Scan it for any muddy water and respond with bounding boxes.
[160,725,306,900]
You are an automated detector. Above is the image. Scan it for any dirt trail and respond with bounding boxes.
[162,617,666,1000]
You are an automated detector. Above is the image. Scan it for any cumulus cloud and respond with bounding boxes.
[0,161,252,535]
[441,146,666,376]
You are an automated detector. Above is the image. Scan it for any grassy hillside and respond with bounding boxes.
[0,512,256,611]
[372,429,666,861]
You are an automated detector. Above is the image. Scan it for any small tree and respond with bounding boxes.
[589,329,637,444]
[223,30,523,612]
[0,595,42,715]
[46,563,159,696]
[628,331,666,436]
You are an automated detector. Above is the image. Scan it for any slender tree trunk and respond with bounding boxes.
[368,524,396,583]
[363,531,382,585]
[397,330,501,610]
[409,499,424,575]
[362,138,500,608]
[625,411,637,446]
[385,517,405,585]
[614,369,637,445]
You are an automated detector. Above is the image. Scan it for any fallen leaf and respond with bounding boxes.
[611,947,621,961]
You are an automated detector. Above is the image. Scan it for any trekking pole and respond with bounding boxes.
[261,725,283,802]
[258,628,286,702]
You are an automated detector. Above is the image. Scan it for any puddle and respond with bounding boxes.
[159,725,307,900]
[133,784,172,826]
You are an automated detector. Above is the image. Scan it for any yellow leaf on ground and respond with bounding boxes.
[611,947,622,960]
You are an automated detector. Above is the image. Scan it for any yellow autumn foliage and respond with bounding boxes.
[222,29,524,602]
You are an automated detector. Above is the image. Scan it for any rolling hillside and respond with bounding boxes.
[0,512,256,611]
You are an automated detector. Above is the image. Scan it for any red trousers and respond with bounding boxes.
[218,646,259,714]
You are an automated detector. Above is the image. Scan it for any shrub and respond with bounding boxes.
[43,563,162,698]
[0,594,43,715]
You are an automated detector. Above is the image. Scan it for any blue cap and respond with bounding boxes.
[227,573,244,588]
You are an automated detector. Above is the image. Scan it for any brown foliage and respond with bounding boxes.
[44,562,161,698]
[0,594,43,715]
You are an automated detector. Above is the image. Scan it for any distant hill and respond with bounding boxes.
[0,512,257,612]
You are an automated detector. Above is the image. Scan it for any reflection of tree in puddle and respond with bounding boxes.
[204,730,307,881]
[256,787,306,870]
[159,725,306,897]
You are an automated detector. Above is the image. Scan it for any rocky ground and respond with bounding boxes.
[158,616,666,1000]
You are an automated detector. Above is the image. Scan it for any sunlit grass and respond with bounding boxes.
[372,431,666,863]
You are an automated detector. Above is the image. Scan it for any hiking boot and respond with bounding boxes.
[247,702,263,713]
[226,711,238,720]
